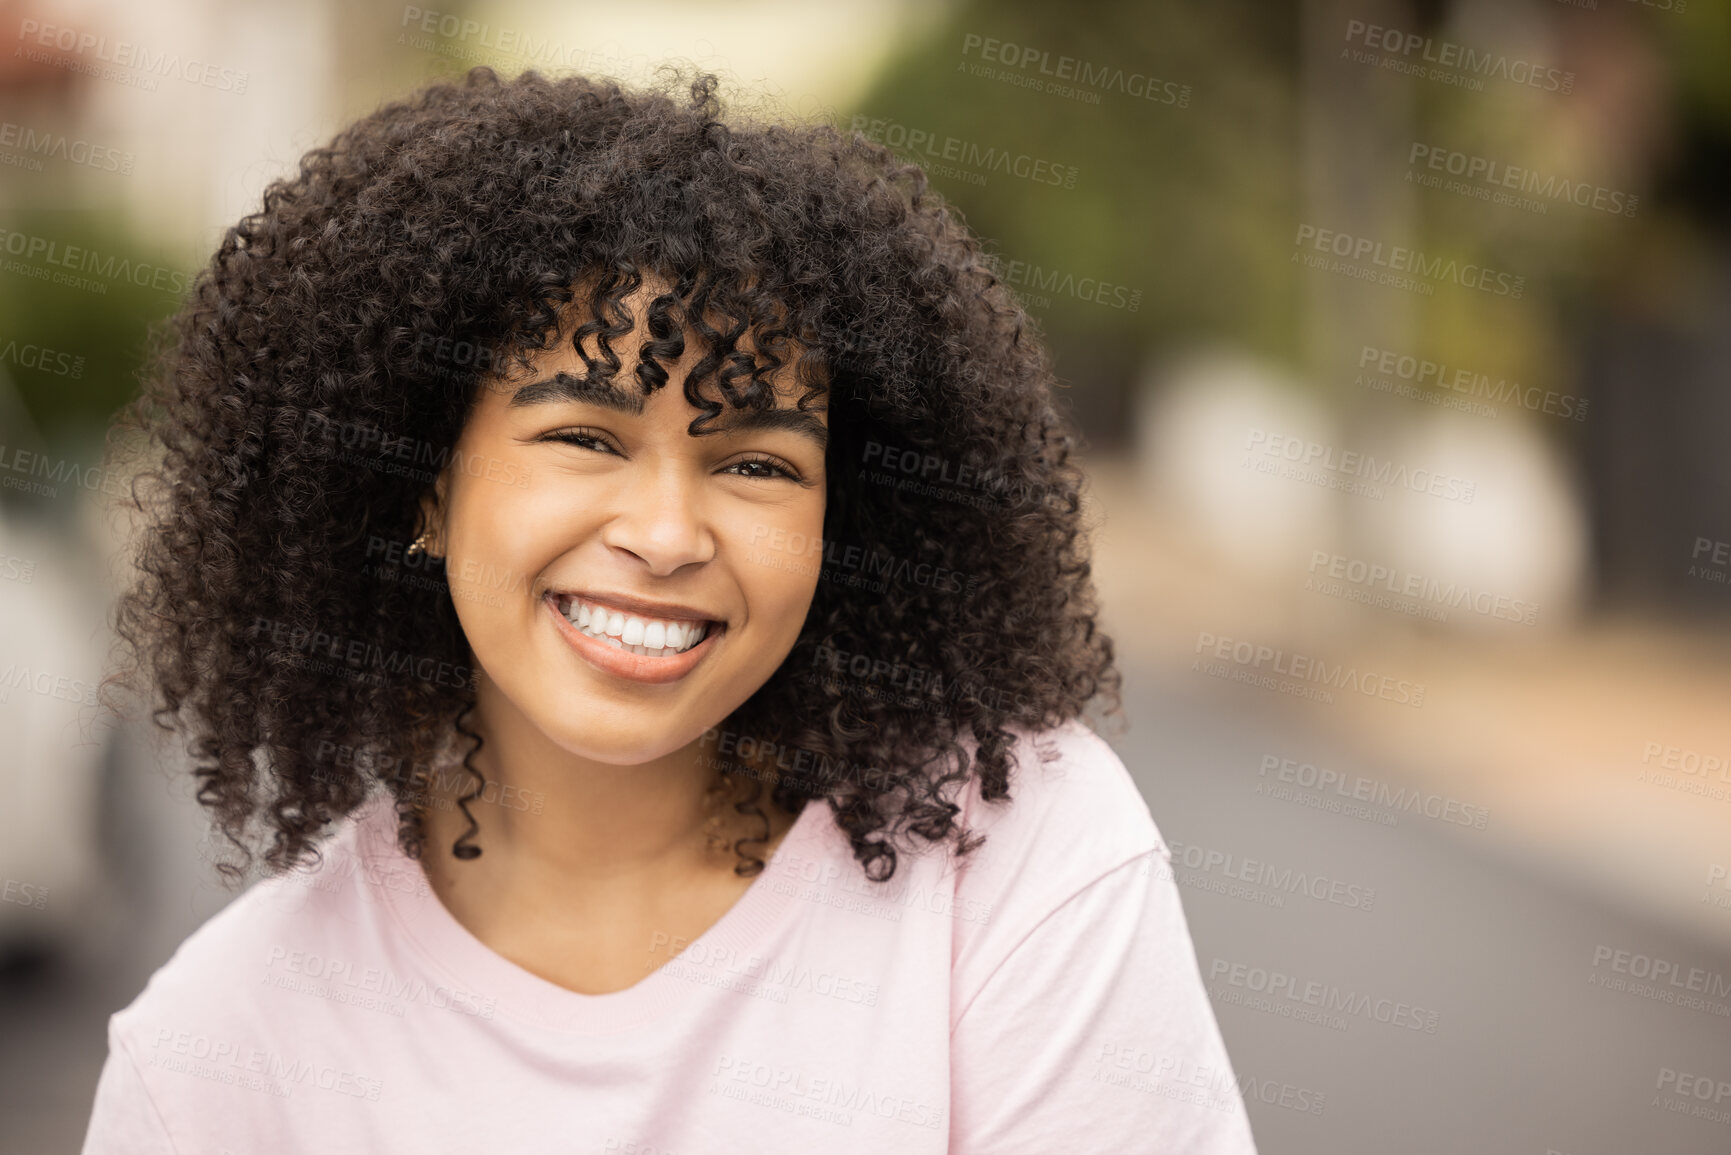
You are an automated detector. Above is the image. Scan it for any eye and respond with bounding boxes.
[724,455,803,483]
[539,429,804,483]
[540,429,618,454]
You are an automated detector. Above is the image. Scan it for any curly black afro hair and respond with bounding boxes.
[105,64,1122,886]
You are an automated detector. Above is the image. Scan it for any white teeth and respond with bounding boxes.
[560,596,713,657]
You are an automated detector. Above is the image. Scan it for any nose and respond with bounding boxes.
[598,464,716,576]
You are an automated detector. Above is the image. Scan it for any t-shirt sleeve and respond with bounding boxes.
[948,845,1260,1154]
[81,1023,180,1155]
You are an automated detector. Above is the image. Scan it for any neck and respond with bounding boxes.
[416,673,778,887]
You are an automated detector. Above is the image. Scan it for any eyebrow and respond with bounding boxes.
[508,371,828,452]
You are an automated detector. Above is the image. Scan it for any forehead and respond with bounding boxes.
[478,273,829,443]
[502,367,828,451]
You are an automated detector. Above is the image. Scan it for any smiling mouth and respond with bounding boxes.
[550,592,721,659]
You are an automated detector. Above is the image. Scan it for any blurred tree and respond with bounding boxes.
[846,0,1303,447]
[0,208,180,455]
[1578,0,1731,613]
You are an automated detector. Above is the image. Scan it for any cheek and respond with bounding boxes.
[727,508,824,636]
[440,472,566,616]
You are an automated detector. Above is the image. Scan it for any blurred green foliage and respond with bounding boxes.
[0,208,182,450]
[846,0,1729,445]
[849,2,1302,365]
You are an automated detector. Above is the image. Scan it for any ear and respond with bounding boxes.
[416,469,451,557]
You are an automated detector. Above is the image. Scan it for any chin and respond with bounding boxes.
[562,729,707,768]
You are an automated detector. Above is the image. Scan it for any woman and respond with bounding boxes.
[84,66,1258,1153]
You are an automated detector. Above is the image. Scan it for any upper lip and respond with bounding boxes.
[550,589,723,625]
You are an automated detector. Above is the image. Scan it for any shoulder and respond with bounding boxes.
[932,719,1175,1024]
[949,717,1167,896]
[926,718,1167,970]
[102,802,396,1090]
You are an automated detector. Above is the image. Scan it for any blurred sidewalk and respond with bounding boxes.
[1081,451,1731,954]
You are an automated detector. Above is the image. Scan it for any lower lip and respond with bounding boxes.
[545,594,723,685]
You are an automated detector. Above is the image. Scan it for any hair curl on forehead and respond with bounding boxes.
[490,265,828,443]
[105,64,1122,887]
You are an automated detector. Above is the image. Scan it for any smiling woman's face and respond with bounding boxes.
[420,280,828,767]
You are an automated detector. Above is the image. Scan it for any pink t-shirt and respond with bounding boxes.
[82,718,1259,1153]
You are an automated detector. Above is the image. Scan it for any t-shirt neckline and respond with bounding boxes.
[355,793,826,1035]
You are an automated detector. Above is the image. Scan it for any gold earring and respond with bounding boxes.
[405,532,431,559]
